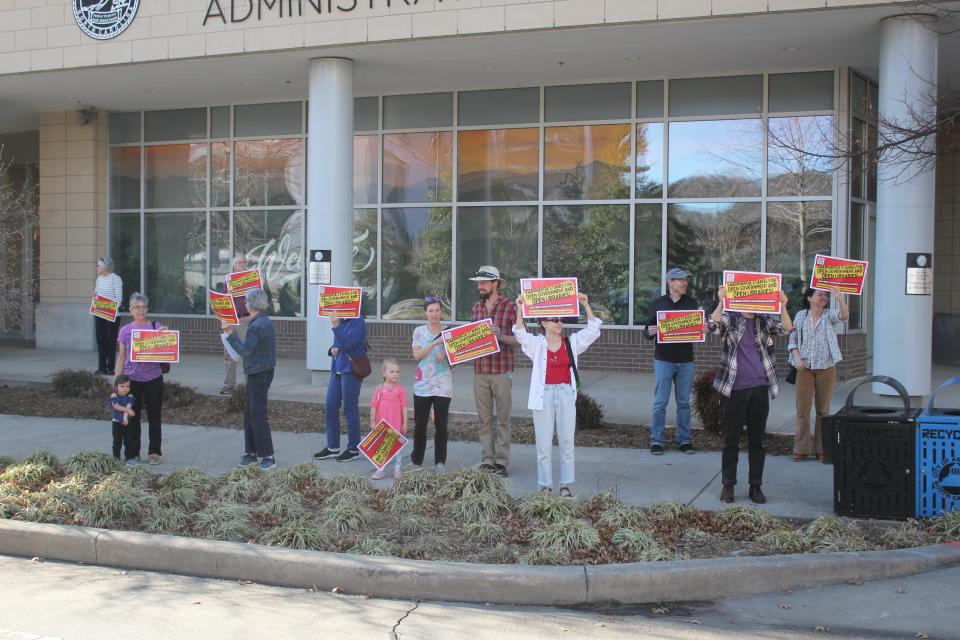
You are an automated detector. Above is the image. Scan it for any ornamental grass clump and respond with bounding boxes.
[440,466,507,500]
[804,517,874,553]
[162,381,200,408]
[596,503,650,530]
[530,517,601,555]
[257,489,307,520]
[0,462,59,491]
[271,463,326,494]
[22,451,60,468]
[646,501,699,519]
[385,493,432,515]
[328,474,370,494]
[192,501,255,542]
[519,492,580,523]
[217,465,266,503]
[76,474,159,530]
[325,488,370,509]
[143,505,190,534]
[350,538,400,557]
[66,451,117,477]
[158,468,216,509]
[462,520,507,544]
[117,464,157,490]
[322,500,375,533]
[519,545,569,566]
[880,523,928,549]
[40,475,89,513]
[713,505,788,538]
[476,543,516,564]
[394,468,445,496]
[398,514,432,536]
[50,369,109,399]
[0,455,17,470]
[612,529,675,562]
[756,529,807,554]
[935,511,960,539]
[444,492,508,523]
[262,516,333,551]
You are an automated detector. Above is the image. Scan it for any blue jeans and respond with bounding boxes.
[325,372,362,451]
[651,360,694,445]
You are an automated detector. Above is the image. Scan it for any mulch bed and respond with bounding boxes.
[0,382,795,456]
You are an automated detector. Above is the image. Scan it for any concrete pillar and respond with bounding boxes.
[306,58,354,378]
[873,15,938,396]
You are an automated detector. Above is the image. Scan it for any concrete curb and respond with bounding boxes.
[2,520,959,605]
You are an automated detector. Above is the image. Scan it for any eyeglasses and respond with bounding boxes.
[130,305,148,311]
[424,296,441,303]
[543,317,562,323]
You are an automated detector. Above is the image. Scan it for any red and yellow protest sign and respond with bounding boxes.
[130,329,180,363]
[656,310,706,344]
[225,269,263,297]
[811,255,868,295]
[442,319,500,366]
[89,295,119,322]
[359,419,408,470]
[317,285,362,319]
[520,277,579,318]
[209,290,239,325]
[723,271,782,314]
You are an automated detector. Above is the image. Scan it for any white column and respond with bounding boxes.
[873,15,938,396]
[306,58,354,378]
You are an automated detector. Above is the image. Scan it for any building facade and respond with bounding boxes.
[1,0,957,392]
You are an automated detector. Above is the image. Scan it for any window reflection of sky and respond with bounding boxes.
[668,119,762,197]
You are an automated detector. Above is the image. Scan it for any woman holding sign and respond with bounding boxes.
[114,293,166,465]
[410,296,453,473]
[788,286,848,462]
[513,292,600,496]
[93,257,123,375]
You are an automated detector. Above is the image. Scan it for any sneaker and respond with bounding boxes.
[720,485,735,503]
[494,464,508,477]
[336,449,360,462]
[313,448,339,460]
[678,443,694,454]
[125,458,137,467]
[479,463,496,472]
[220,387,234,395]
[650,443,664,455]
[113,457,121,464]
[147,454,161,465]
[435,463,445,474]
[393,465,402,480]
[259,457,276,472]
[371,468,386,479]
[559,486,573,498]
[538,486,552,494]
[748,485,767,504]
[239,454,257,466]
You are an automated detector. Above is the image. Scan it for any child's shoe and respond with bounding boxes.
[113,457,121,464]
[125,458,137,466]
[435,463,444,474]
[393,465,402,480]
[371,468,386,479]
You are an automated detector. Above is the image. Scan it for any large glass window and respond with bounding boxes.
[457,128,539,202]
[455,206,538,320]
[767,116,833,197]
[109,212,140,308]
[144,108,206,142]
[353,209,379,318]
[383,132,453,204]
[211,142,231,208]
[543,205,629,325]
[635,123,664,198]
[381,208,452,319]
[144,212,206,315]
[234,140,303,207]
[544,124,631,200]
[354,135,378,205]
[144,144,207,209]
[668,119,763,198]
[766,201,833,316]
[209,211,231,298]
[110,147,140,209]
[233,210,303,317]
[633,204,662,324]
[668,202,761,310]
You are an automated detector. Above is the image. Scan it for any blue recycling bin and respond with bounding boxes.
[916,376,960,518]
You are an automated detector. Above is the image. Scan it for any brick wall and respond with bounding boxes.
[156,317,869,381]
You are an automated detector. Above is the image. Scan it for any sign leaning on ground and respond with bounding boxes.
[73,0,140,40]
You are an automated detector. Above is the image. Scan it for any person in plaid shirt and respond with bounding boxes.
[469,266,519,475]
[709,285,793,505]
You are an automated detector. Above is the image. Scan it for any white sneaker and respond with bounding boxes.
[435,463,445,474]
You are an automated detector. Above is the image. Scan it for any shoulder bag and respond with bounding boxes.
[347,341,372,379]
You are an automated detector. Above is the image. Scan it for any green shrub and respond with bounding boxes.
[530,517,600,554]
[322,500,374,533]
[51,369,110,399]
[398,514,432,536]
[463,520,506,544]
[646,501,698,519]
[163,381,200,408]
[271,463,325,494]
[66,451,117,477]
[76,475,159,529]
[575,391,605,431]
[328,474,370,493]
[597,504,649,530]
[756,530,807,554]
[262,516,332,550]
[385,493,432,515]
[394,468,444,496]
[192,501,255,541]
[439,466,507,500]
[258,490,306,519]
[143,505,190,534]
[217,465,266,502]
[519,492,580,522]
[444,492,508,523]
[22,451,60,467]
[159,468,216,493]
[691,368,723,435]
[325,488,370,509]
[0,462,58,490]
[612,529,675,561]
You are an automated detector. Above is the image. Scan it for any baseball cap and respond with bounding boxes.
[666,267,690,281]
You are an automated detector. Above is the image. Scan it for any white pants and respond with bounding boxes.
[533,384,577,488]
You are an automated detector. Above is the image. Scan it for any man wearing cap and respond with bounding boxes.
[470,266,519,476]
[645,267,699,455]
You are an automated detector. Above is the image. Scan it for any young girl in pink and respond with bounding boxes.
[370,358,408,480]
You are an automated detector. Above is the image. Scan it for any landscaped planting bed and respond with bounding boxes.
[2,451,958,565]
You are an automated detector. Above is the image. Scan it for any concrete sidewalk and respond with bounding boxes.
[2,412,832,519]
[4,345,959,435]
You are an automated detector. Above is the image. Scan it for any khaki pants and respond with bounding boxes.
[474,372,513,466]
[794,366,837,456]
[222,319,249,391]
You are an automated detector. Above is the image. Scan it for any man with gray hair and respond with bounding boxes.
[219,254,253,394]
[645,267,699,455]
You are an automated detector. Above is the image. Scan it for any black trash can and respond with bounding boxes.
[823,375,919,520]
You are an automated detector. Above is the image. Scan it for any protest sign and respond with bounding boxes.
[810,255,868,295]
[130,329,180,363]
[520,277,579,318]
[656,310,706,344]
[209,290,239,325]
[225,269,263,296]
[89,295,119,322]
[442,319,500,366]
[359,420,408,470]
[723,271,782,314]
[317,285,362,318]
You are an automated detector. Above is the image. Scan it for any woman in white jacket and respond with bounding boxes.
[513,292,601,496]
